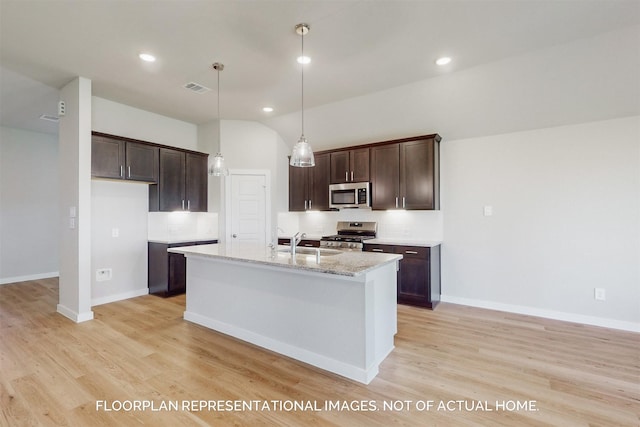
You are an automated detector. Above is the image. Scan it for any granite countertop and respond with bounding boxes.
[169,243,402,277]
[365,238,442,247]
[148,236,218,245]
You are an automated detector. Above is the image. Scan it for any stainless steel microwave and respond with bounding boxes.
[329,182,370,209]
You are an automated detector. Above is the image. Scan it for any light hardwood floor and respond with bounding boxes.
[1,278,638,426]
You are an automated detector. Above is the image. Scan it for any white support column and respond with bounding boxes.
[57,77,93,322]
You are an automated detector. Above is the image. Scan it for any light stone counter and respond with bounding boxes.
[365,238,442,247]
[148,236,218,245]
[169,242,402,277]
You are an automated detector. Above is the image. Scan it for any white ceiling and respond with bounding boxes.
[1,0,639,135]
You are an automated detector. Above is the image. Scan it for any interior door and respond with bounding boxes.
[229,173,268,244]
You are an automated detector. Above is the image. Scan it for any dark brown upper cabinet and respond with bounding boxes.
[289,152,330,211]
[370,135,440,210]
[153,148,208,212]
[91,134,158,183]
[330,147,370,184]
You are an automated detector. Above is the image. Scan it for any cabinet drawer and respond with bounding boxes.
[363,244,394,253]
[395,245,428,258]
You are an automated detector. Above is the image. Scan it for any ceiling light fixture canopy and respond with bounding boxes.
[209,62,229,177]
[290,23,315,168]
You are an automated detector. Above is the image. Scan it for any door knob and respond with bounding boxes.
[232,234,237,238]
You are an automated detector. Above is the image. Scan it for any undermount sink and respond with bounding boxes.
[278,247,342,256]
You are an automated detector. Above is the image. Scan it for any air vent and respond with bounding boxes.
[39,114,59,122]
[184,82,211,94]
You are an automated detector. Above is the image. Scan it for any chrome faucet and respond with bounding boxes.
[290,232,306,256]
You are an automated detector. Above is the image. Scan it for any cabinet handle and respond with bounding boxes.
[351,171,354,181]
[120,165,123,177]
[304,200,308,210]
[405,250,418,254]
[345,171,348,181]
[187,200,190,210]
[309,199,312,209]
[402,197,406,209]
[128,166,131,178]
[304,244,313,247]
[395,197,398,208]
[182,200,185,210]
[372,249,384,252]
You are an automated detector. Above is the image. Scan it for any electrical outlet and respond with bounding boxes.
[594,288,606,301]
[96,268,112,282]
[112,228,119,237]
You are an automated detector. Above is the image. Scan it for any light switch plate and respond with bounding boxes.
[483,205,493,216]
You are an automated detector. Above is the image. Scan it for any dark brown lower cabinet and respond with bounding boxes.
[277,238,320,248]
[363,243,441,309]
[148,240,217,296]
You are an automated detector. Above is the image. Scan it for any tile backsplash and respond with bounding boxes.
[148,212,219,241]
[278,210,443,241]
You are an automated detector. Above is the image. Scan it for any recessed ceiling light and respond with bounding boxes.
[139,53,156,62]
[262,107,274,113]
[435,57,451,66]
[297,56,311,64]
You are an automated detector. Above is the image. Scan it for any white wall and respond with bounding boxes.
[219,120,290,241]
[0,126,59,283]
[90,96,199,305]
[264,26,640,331]
[92,97,198,150]
[441,116,640,330]
[58,77,93,322]
[91,180,148,305]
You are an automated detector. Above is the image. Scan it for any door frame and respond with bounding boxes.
[223,169,271,244]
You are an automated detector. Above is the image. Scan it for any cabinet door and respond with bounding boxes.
[370,143,400,209]
[350,148,370,182]
[126,142,158,182]
[396,246,430,307]
[309,153,330,210]
[92,136,125,179]
[400,139,436,210]
[329,151,350,184]
[148,242,169,294]
[167,252,187,294]
[185,153,208,212]
[289,165,308,211]
[159,148,186,211]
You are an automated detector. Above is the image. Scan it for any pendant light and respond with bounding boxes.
[290,23,315,167]
[209,62,229,176]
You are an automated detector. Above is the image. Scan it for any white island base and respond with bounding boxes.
[182,254,398,384]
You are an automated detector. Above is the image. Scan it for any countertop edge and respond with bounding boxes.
[169,244,402,277]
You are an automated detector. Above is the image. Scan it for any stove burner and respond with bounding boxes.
[320,221,377,250]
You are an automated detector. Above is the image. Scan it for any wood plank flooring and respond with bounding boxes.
[1,278,638,426]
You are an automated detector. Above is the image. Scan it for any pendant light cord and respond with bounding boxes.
[217,66,221,124]
[300,30,305,137]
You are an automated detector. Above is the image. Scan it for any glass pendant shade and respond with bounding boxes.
[290,135,315,167]
[208,62,228,177]
[290,23,315,168]
[209,152,228,176]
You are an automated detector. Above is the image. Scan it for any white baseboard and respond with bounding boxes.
[0,271,59,285]
[91,287,149,307]
[56,304,94,323]
[440,295,640,333]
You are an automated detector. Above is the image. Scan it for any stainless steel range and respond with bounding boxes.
[320,221,377,250]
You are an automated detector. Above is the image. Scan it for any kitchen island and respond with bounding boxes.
[169,243,402,384]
